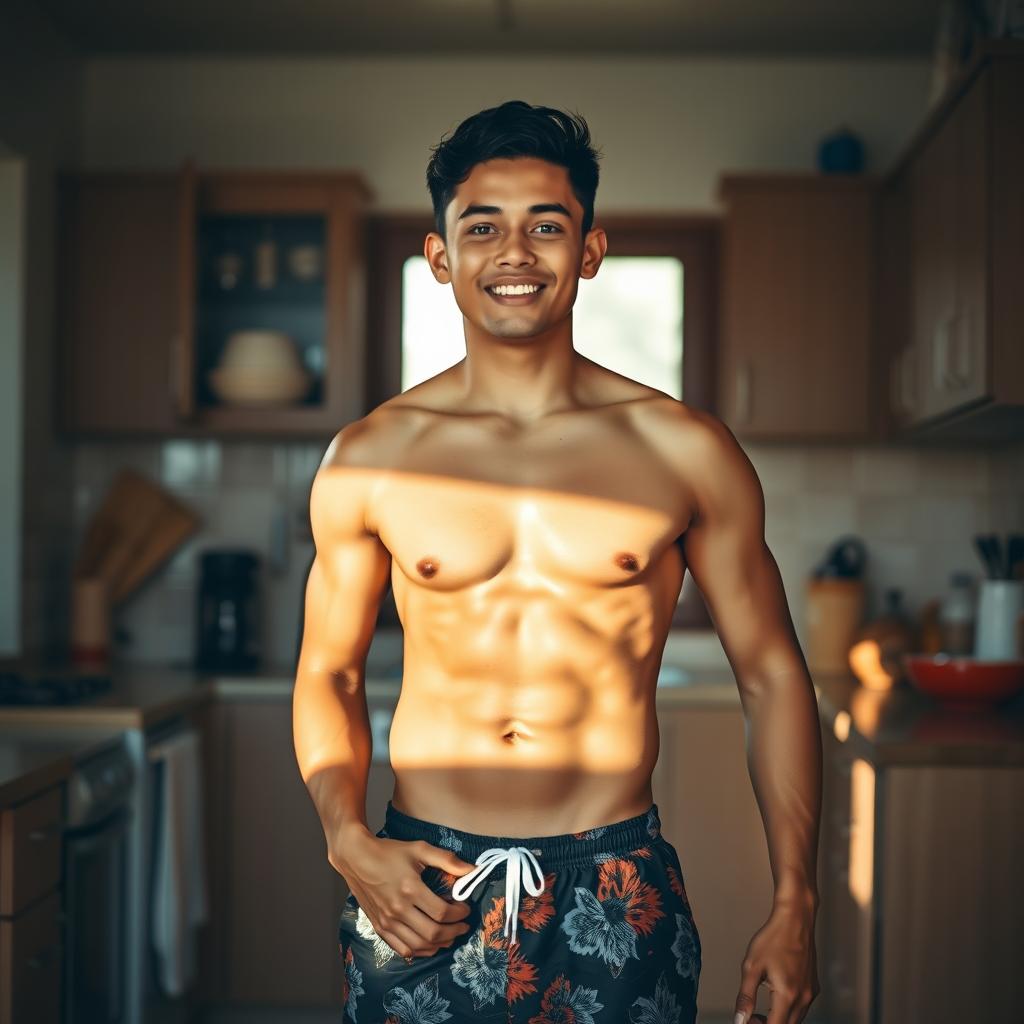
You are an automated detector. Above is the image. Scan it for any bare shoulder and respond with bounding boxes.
[629,397,764,519]
[311,403,428,539]
[319,402,429,473]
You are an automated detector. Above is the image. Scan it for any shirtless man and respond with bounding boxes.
[293,100,821,1024]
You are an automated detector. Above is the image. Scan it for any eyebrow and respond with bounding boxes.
[456,202,574,221]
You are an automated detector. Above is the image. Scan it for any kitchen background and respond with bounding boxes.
[2,2,1023,1024]
[5,18,1022,665]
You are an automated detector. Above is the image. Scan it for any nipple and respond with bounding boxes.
[416,557,439,579]
[614,552,640,573]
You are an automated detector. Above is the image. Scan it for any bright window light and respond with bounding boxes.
[400,256,684,399]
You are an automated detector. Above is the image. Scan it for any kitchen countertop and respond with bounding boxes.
[0,661,1021,769]
[814,671,1024,767]
[0,725,127,806]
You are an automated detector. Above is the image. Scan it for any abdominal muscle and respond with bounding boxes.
[387,664,662,838]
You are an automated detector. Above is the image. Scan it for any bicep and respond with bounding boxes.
[298,462,392,676]
[681,421,798,686]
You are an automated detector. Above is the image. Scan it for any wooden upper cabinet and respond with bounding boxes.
[909,67,989,423]
[58,163,373,438]
[57,173,184,434]
[717,174,875,441]
[887,47,1024,440]
[877,170,918,433]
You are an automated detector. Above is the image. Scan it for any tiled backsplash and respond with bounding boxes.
[70,438,1023,669]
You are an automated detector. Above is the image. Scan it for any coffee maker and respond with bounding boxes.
[195,549,262,672]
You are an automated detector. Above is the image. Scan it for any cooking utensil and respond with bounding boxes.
[1007,534,1024,580]
[75,469,201,605]
[812,535,867,579]
[974,534,1002,578]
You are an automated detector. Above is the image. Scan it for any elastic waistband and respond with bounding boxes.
[382,800,664,869]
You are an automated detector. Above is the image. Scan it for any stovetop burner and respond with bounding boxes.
[0,670,113,706]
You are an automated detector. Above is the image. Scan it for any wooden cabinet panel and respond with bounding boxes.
[912,68,991,421]
[877,171,918,431]
[58,166,371,438]
[818,729,874,1024]
[652,703,777,1017]
[0,889,62,1024]
[225,700,348,1007]
[878,766,1024,1021]
[719,176,874,440]
[57,174,182,434]
[0,785,62,916]
[950,69,990,410]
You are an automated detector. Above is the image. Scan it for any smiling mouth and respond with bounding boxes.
[484,283,547,303]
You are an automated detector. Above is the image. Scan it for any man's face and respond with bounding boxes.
[424,157,606,340]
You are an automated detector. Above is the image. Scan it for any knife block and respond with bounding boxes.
[805,577,866,675]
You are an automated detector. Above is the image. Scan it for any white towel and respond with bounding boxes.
[148,728,209,997]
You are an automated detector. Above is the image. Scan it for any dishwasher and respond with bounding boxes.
[62,736,136,1024]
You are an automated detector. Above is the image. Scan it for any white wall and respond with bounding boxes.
[80,55,931,210]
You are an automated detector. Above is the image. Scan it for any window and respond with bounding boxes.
[401,255,684,398]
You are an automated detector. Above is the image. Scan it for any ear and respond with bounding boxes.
[424,231,451,284]
[579,226,608,281]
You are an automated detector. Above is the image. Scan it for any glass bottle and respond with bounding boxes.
[938,571,976,656]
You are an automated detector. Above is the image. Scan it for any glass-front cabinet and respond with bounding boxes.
[58,162,372,437]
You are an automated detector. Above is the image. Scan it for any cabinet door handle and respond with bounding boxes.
[932,314,954,392]
[900,346,918,416]
[951,307,973,387]
[735,361,752,425]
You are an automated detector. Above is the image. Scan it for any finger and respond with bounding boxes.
[405,902,472,947]
[414,880,472,923]
[734,957,763,1024]
[413,839,478,877]
[765,982,796,1024]
[378,918,425,959]
[785,990,814,1024]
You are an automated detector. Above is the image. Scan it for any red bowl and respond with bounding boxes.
[902,654,1024,709]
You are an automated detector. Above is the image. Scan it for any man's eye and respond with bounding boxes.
[468,224,493,235]
[535,223,562,234]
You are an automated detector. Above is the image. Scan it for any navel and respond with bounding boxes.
[416,557,440,579]
[614,552,641,573]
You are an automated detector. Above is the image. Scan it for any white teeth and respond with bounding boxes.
[490,283,541,296]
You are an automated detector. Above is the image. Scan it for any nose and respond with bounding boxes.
[496,228,536,269]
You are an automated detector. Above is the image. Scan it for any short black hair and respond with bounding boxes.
[426,100,601,242]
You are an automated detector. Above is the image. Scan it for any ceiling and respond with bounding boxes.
[36,0,943,57]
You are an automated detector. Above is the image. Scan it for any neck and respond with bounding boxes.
[458,314,583,423]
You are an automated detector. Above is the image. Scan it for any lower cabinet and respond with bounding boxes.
[203,691,397,1011]
[819,726,1024,1023]
[221,698,349,1006]
[652,702,784,1019]
[0,890,62,1024]
[0,785,64,1024]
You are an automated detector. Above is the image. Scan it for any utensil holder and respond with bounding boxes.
[974,579,1024,660]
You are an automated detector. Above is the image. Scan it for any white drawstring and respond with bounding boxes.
[450,846,545,947]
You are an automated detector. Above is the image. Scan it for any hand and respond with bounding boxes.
[331,831,477,959]
[734,901,820,1024]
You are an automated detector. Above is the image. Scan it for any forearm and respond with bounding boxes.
[739,664,823,911]
[292,653,374,857]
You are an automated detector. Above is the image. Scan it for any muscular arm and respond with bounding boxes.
[680,411,821,911]
[292,420,392,864]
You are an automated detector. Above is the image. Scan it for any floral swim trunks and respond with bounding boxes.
[337,800,701,1023]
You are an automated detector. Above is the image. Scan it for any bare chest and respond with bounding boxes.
[371,421,692,592]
